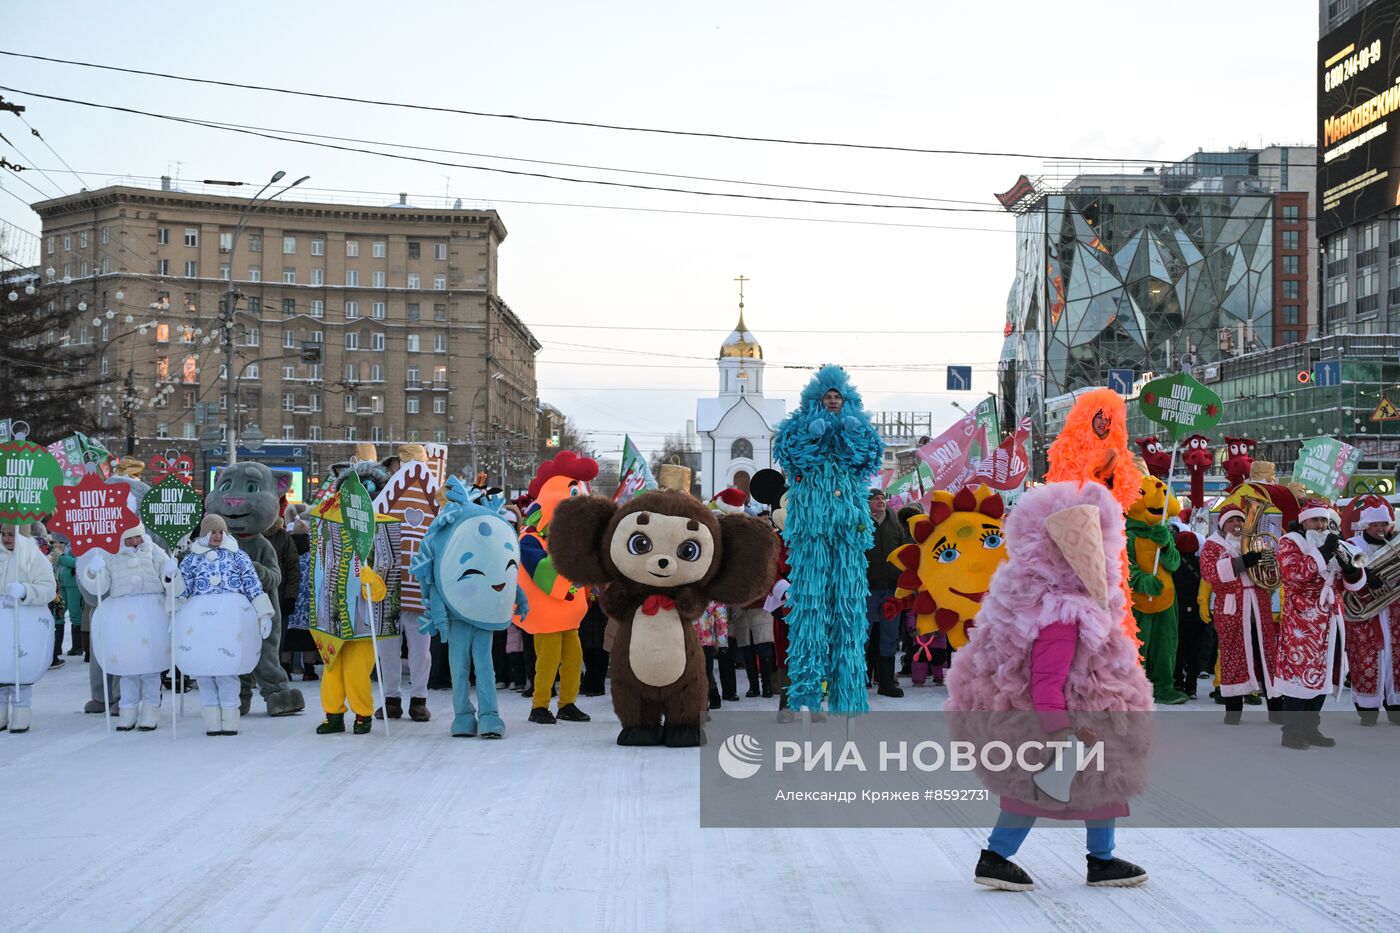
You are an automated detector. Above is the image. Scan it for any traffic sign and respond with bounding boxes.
[1314,359,1342,387]
[1372,396,1400,422]
[946,366,972,391]
[1107,368,1135,395]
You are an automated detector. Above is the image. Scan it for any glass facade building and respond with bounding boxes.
[1000,191,1277,468]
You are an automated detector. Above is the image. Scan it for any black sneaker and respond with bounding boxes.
[974,849,1034,892]
[556,703,590,722]
[529,707,557,724]
[1305,731,1337,747]
[1086,855,1148,887]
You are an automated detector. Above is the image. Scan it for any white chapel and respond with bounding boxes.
[696,279,785,500]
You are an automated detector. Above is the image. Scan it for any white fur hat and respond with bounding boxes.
[1218,506,1245,527]
[1360,502,1393,527]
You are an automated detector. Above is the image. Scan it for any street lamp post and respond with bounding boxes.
[467,372,504,479]
[222,171,309,465]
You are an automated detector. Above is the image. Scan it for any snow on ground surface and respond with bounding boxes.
[4,661,1399,933]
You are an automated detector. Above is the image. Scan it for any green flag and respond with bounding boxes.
[339,471,376,561]
[1138,371,1223,443]
[0,440,65,522]
[139,474,204,550]
[614,434,658,504]
[1293,436,1361,499]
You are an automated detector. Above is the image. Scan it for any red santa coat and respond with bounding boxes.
[1199,534,1277,697]
[1345,533,1399,708]
[1275,532,1365,699]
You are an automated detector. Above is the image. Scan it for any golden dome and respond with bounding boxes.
[720,309,762,360]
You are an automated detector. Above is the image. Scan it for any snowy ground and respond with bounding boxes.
[4,659,1398,933]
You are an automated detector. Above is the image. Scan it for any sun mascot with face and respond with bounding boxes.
[885,486,1008,653]
[1125,474,1186,704]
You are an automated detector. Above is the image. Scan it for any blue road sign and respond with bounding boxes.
[946,365,972,391]
[1107,368,1135,395]
[1314,359,1342,387]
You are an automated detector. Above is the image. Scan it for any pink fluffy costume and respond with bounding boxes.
[945,481,1154,891]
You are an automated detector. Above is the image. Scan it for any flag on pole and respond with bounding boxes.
[614,435,658,504]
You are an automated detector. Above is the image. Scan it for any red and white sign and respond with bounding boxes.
[970,418,1032,491]
[47,472,139,556]
[915,414,987,492]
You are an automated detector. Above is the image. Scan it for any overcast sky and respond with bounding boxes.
[0,1,1318,460]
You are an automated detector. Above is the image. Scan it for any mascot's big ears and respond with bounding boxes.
[548,495,622,586]
[749,469,788,531]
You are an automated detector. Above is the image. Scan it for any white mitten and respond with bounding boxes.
[259,615,273,640]
[162,558,180,579]
[6,582,25,601]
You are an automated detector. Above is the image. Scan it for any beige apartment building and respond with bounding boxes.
[31,179,542,487]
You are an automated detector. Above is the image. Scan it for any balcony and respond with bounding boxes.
[405,380,422,391]
[430,379,449,391]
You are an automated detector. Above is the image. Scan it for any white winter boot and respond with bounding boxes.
[137,704,159,732]
[10,707,31,733]
[117,706,139,732]
[221,707,240,735]
[202,706,222,736]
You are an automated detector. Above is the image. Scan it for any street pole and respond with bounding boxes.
[124,367,136,455]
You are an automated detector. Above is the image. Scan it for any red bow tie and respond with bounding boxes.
[641,594,677,616]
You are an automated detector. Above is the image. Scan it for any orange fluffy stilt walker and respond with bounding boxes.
[1046,387,1144,642]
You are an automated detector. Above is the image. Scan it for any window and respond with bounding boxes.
[311,330,324,344]
[248,234,262,253]
[433,397,447,414]
[248,297,260,314]
[283,393,296,411]
[346,301,359,320]
[345,332,359,350]
[245,362,260,379]
[346,427,358,442]
[433,365,447,384]
[434,430,446,443]
[101,226,109,244]
[310,300,325,318]
[182,357,198,384]
[346,240,359,257]
[371,364,383,381]
[311,268,325,286]
[434,334,446,352]
[407,397,421,414]
[1326,236,1349,264]
[372,241,386,258]
[220,264,231,280]
[1283,205,1300,222]
[345,394,358,413]
[245,327,260,347]
[283,298,297,316]
[156,228,169,246]
[184,260,198,277]
[345,363,359,382]
[407,334,420,352]
[731,438,754,460]
[372,270,385,288]
[283,268,296,284]
[434,243,447,261]
[79,231,88,249]
[184,228,198,247]
[371,332,385,351]
[371,426,385,443]
[184,423,197,441]
[372,394,384,414]
[283,236,296,254]
[1282,280,1300,299]
[407,273,420,289]
[407,303,421,321]
[1283,305,1300,325]
[1282,230,1300,250]
[157,423,169,439]
[407,366,420,387]
[434,304,447,321]
[283,365,295,380]
[249,265,261,282]
[346,270,359,287]
[311,238,325,256]
[282,426,295,441]
[309,393,322,412]
[1328,274,1349,308]
[156,357,171,380]
[1358,265,1379,298]
[1362,221,1381,252]
[408,241,421,259]
[433,274,447,290]
[407,430,420,442]
[310,426,322,441]
[1283,255,1300,275]
[219,231,234,252]
[157,259,170,276]
[371,302,385,319]
[63,263,70,278]
[284,329,297,348]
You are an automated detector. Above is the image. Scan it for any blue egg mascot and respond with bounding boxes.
[772,364,884,715]
[411,478,528,738]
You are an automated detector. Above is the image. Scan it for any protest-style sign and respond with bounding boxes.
[1139,372,1223,442]
[0,439,66,522]
[338,470,375,561]
[1293,436,1361,500]
[139,473,204,550]
[48,472,139,555]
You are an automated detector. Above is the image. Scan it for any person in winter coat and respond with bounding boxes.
[1345,498,1400,726]
[1199,505,1281,724]
[265,514,302,658]
[1172,531,1206,699]
[865,488,910,697]
[696,602,729,710]
[177,515,275,736]
[946,482,1152,892]
[578,589,610,697]
[54,538,83,659]
[82,524,182,731]
[1,524,59,732]
[281,505,319,681]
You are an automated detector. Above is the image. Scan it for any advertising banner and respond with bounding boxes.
[1293,436,1362,499]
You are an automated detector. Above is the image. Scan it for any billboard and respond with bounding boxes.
[1318,0,1400,238]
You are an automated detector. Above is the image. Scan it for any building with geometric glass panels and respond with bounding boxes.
[1001,188,1291,470]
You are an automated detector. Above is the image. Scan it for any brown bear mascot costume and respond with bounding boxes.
[550,489,778,747]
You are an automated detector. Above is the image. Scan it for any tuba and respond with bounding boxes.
[1344,536,1400,622]
[1239,493,1281,590]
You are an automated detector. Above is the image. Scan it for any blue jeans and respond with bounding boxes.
[448,620,501,736]
[986,811,1115,860]
[865,588,899,658]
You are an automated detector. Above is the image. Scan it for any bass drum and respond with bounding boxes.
[91,593,172,675]
[173,592,261,677]
[0,603,56,686]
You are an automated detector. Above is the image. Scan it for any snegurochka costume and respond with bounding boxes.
[0,526,59,734]
[308,467,401,736]
[1125,476,1187,704]
[771,364,884,715]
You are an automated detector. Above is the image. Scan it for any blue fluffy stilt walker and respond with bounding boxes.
[772,365,884,715]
